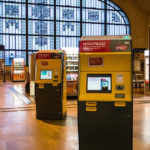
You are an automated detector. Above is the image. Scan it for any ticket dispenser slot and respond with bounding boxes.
[78,35,133,150]
[116,85,125,90]
[35,50,67,120]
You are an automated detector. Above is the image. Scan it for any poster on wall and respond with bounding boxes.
[0,59,5,73]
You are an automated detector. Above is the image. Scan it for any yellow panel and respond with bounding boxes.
[38,83,44,89]
[37,59,61,69]
[79,71,132,102]
[62,54,67,114]
[86,102,97,107]
[114,102,126,107]
[80,52,131,72]
[29,53,36,81]
[86,107,97,112]
[38,50,64,54]
[35,59,62,84]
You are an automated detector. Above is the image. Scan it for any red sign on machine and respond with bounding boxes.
[88,57,103,66]
[80,40,130,53]
[36,53,52,59]
[80,40,111,53]
[36,53,61,59]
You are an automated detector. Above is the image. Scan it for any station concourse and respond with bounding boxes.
[0,0,150,150]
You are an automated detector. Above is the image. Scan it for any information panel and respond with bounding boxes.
[40,70,52,80]
[87,74,111,93]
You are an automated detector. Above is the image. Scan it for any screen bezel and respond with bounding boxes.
[86,74,112,93]
[40,70,53,80]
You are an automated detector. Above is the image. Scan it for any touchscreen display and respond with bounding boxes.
[87,74,111,93]
[40,70,52,80]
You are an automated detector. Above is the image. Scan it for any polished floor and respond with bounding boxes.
[0,82,150,150]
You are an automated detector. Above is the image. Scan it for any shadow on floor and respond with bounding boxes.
[40,114,77,127]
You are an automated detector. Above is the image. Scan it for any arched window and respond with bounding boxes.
[0,0,130,65]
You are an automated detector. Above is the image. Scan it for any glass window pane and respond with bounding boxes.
[82,23,105,36]
[107,11,127,25]
[2,35,26,50]
[56,22,80,36]
[28,0,54,5]
[28,36,54,50]
[28,4,54,20]
[107,25,127,35]
[56,7,80,21]
[0,0,26,2]
[82,9,105,23]
[28,20,54,35]
[56,37,80,49]
[56,0,80,7]
[82,0,105,9]
[0,3,26,18]
[1,19,26,34]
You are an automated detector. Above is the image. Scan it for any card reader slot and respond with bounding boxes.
[115,94,125,99]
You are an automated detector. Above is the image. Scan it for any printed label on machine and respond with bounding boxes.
[36,53,62,59]
[116,73,124,83]
[116,45,128,51]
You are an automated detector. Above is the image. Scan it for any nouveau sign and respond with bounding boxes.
[80,40,131,53]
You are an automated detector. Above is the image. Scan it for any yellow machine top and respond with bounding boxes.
[80,35,131,41]
[37,50,65,54]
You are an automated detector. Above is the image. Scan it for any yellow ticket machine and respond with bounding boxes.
[35,50,67,120]
[78,35,133,150]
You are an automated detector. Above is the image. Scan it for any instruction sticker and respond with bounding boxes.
[117,73,124,83]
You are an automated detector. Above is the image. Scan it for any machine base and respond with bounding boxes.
[78,101,133,150]
[35,83,66,120]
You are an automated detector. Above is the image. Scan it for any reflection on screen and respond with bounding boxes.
[87,75,111,93]
[41,70,52,80]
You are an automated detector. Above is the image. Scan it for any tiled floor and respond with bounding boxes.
[0,82,150,150]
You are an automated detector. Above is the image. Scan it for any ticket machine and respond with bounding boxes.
[35,50,67,120]
[11,58,25,81]
[78,35,133,150]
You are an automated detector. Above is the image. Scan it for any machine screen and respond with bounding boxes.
[87,74,111,93]
[40,70,52,80]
